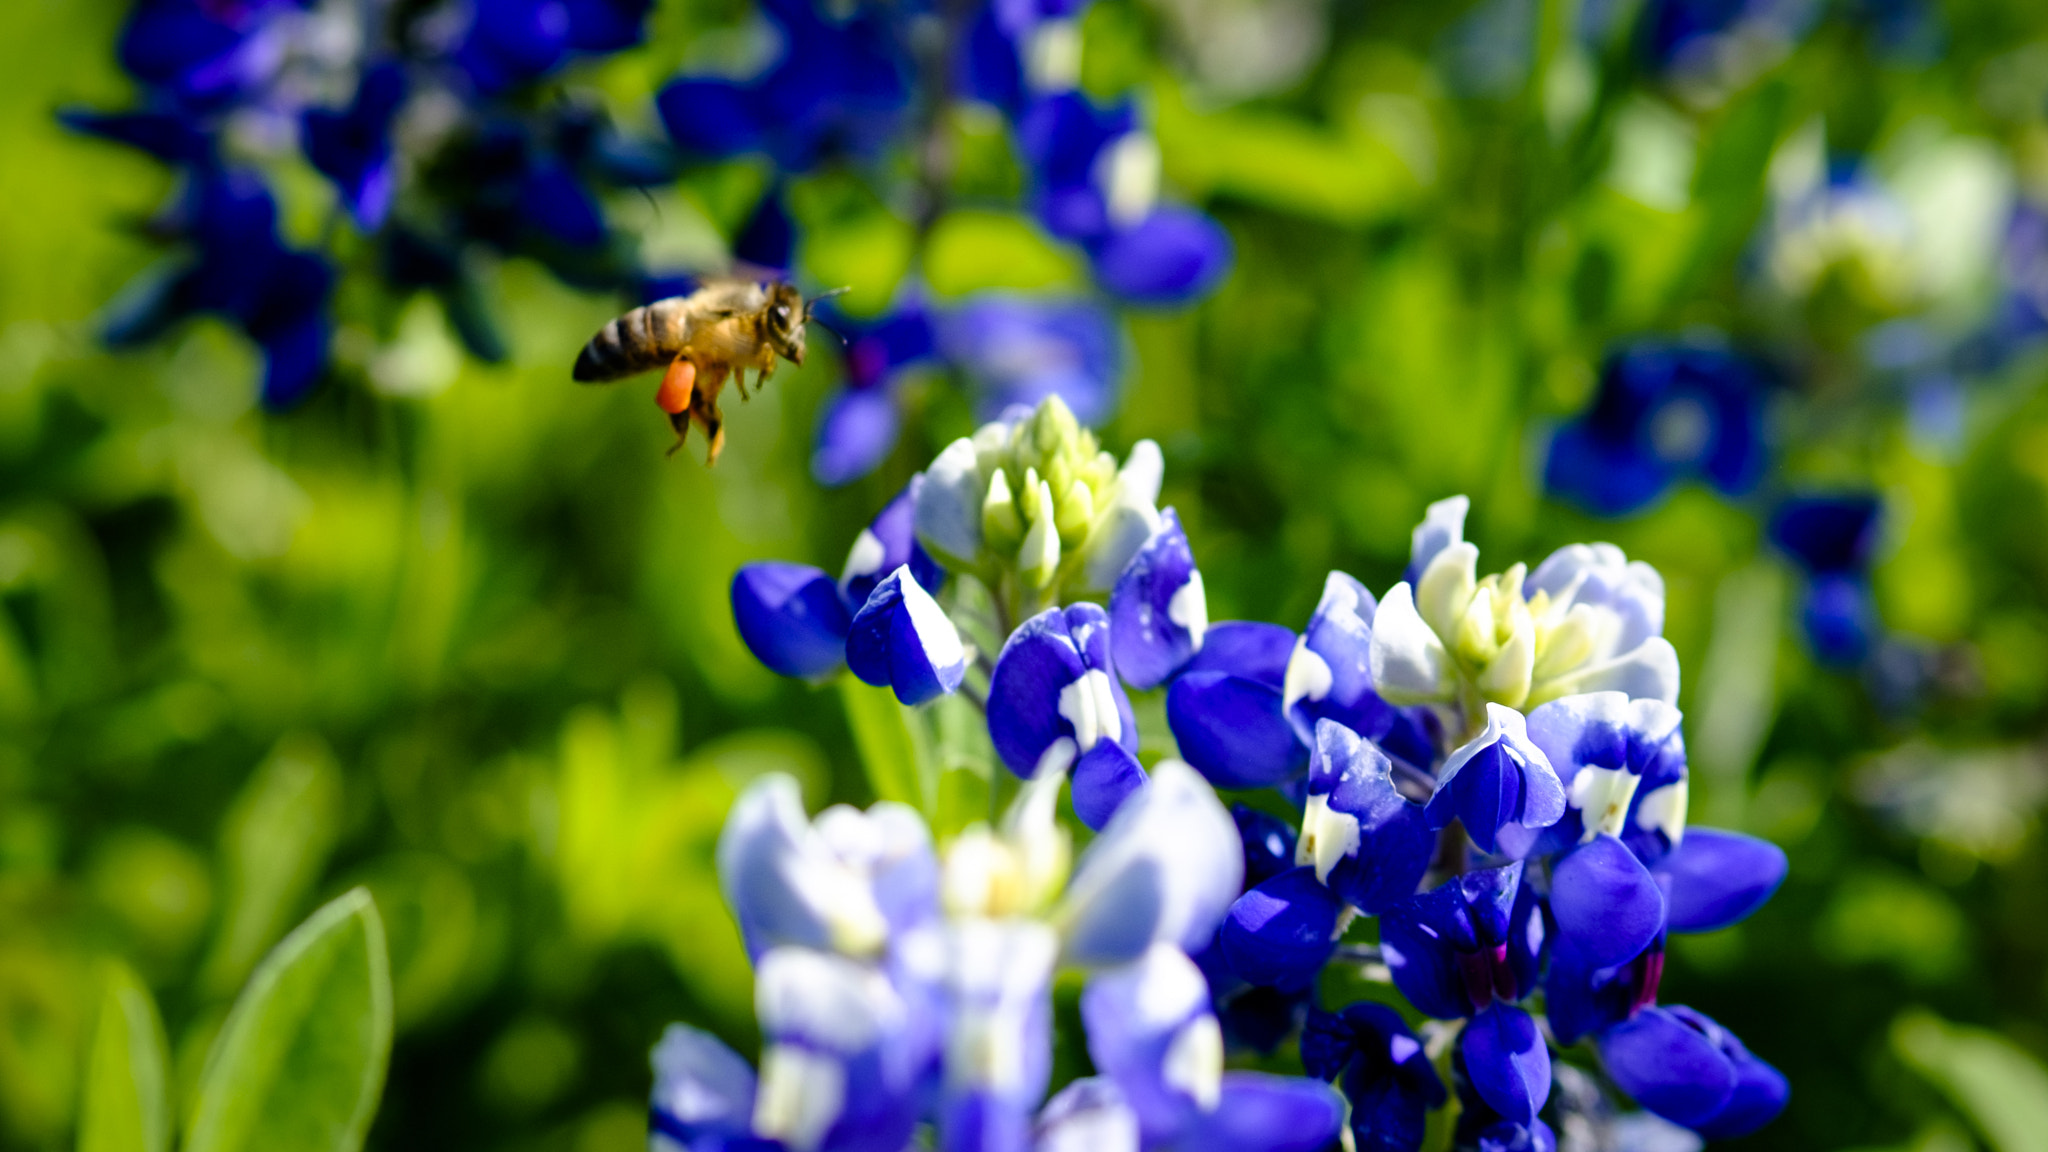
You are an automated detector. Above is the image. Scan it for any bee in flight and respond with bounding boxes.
[572,279,846,464]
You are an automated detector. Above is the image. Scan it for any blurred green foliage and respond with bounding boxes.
[4,0,2048,1150]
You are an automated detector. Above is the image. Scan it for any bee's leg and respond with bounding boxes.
[734,367,752,402]
[664,410,691,458]
[693,396,727,466]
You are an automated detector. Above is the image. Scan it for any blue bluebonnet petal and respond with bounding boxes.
[1476,1120,1555,1152]
[841,488,944,609]
[658,79,770,156]
[1301,1003,1444,1152]
[1033,1078,1138,1152]
[814,388,903,487]
[1284,572,1382,740]
[1800,573,1877,667]
[989,603,1137,778]
[1543,936,1662,1047]
[1082,943,1221,1143]
[303,64,408,228]
[1233,804,1299,889]
[846,566,968,706]
[1301,720,1431,916]
[1521,691,1685,860]
[1091,207,1233,305]
[1425,705,1565,857]
[257,313,331,409]
[1655,827,1786,933]
[1167,1073,1345,1152]
[1549,834,1664,969]
[735,187,796,272]
[1109,509,1207,690]
[1073,741,1147,830]
[563,0,652,52]
[118,1,246,106]
[1167,672,1305,789]
[1379,863,1524,1019]
[732,562,853,679]
[1676,1006,1788,1139]
[1184,621,1296,684]
[519,163,608,247]
[1768,493,1882,575]
[1018,93,1136,242]
[1219,866,1344,992]
[649,1023,759,1146]
[1461,1003,1550,1124]
[1598,1006,1737,1129]
[1059,761,1243,966]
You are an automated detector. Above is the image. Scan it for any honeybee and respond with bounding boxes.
[573,279,846,464]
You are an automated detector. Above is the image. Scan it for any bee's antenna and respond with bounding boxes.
[803,286,852,322]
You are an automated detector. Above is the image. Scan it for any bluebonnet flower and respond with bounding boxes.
[1379,863,1552,1127]
[661,760,1345,1152]
[987,603,1146,828]
[1370,496,1680,716]
[1767,492,1883,667]
[812,301,939,486]
[732,487,953,695]
[1637,0,1822,94]
[1424,704,1566,859]
[455,0,656,94]
[1160,571,1432,793]
[1301,1003,1446,1152]
[1107,509,1207,692]
[656,0,910,170]
[301,62,407,228]
[1544,342,1770,518]
[1015,93,1233,306]
[92,169,334,408]
[911,397,1164,607]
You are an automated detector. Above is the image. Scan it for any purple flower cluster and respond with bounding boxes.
[726,403,1792,1150]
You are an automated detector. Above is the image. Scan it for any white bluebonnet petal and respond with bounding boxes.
[1078,441,1167,594]
[1461,1003,1551,1125]
[718,775,892,960]
[1425,704,1566,857]
[939,920,1060,1152]
[1283,572,1380,739]
[1368,582,1454,705]
[1109,508,1207,690]
[988,604,1140,798]
[754,947,936,1152]
[813,802,943,938]
[1407,495,1470,584]
[1218,865,1345,991]
[842,487,947,610]
[1526,543,1665,655]
[1081,943,1223,1143]
[913,438,988,567]
[1301,720,1432,915]
[1057,760,1242,967]
[1522,692,1687,861]
[1549,833,1666,969]
[845,565,968,706]
[1033,1078,1140,1152]
[649,1024,758,1150]
[1534,637,1681,708]
[732,562,856,679]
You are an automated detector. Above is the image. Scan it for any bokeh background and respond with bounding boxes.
[4,0,2048,1150]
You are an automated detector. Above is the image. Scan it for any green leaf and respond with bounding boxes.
[1892,1009,2048,1152]
[184,888,394,1152]
[923,210,1085,298]
[78,963,170,1152]
[199,734,344,996]
[838,677,935,815]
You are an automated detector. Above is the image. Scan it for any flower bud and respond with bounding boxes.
[983,467,1022,554]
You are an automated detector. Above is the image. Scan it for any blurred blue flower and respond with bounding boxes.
[1639,0,1821,81]
[939,295,1123,423]
[455,0,655,94]
[812,300,940,485]
[1016,92,1232,306]
[1545,340,1770,518]
[1767,493,1883,667]
[656,0,910,170]
[302,62,407,228]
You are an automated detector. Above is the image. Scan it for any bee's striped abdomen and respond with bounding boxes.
[573,300,683,383]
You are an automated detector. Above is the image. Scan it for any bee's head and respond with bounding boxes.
[764,283,809,365]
